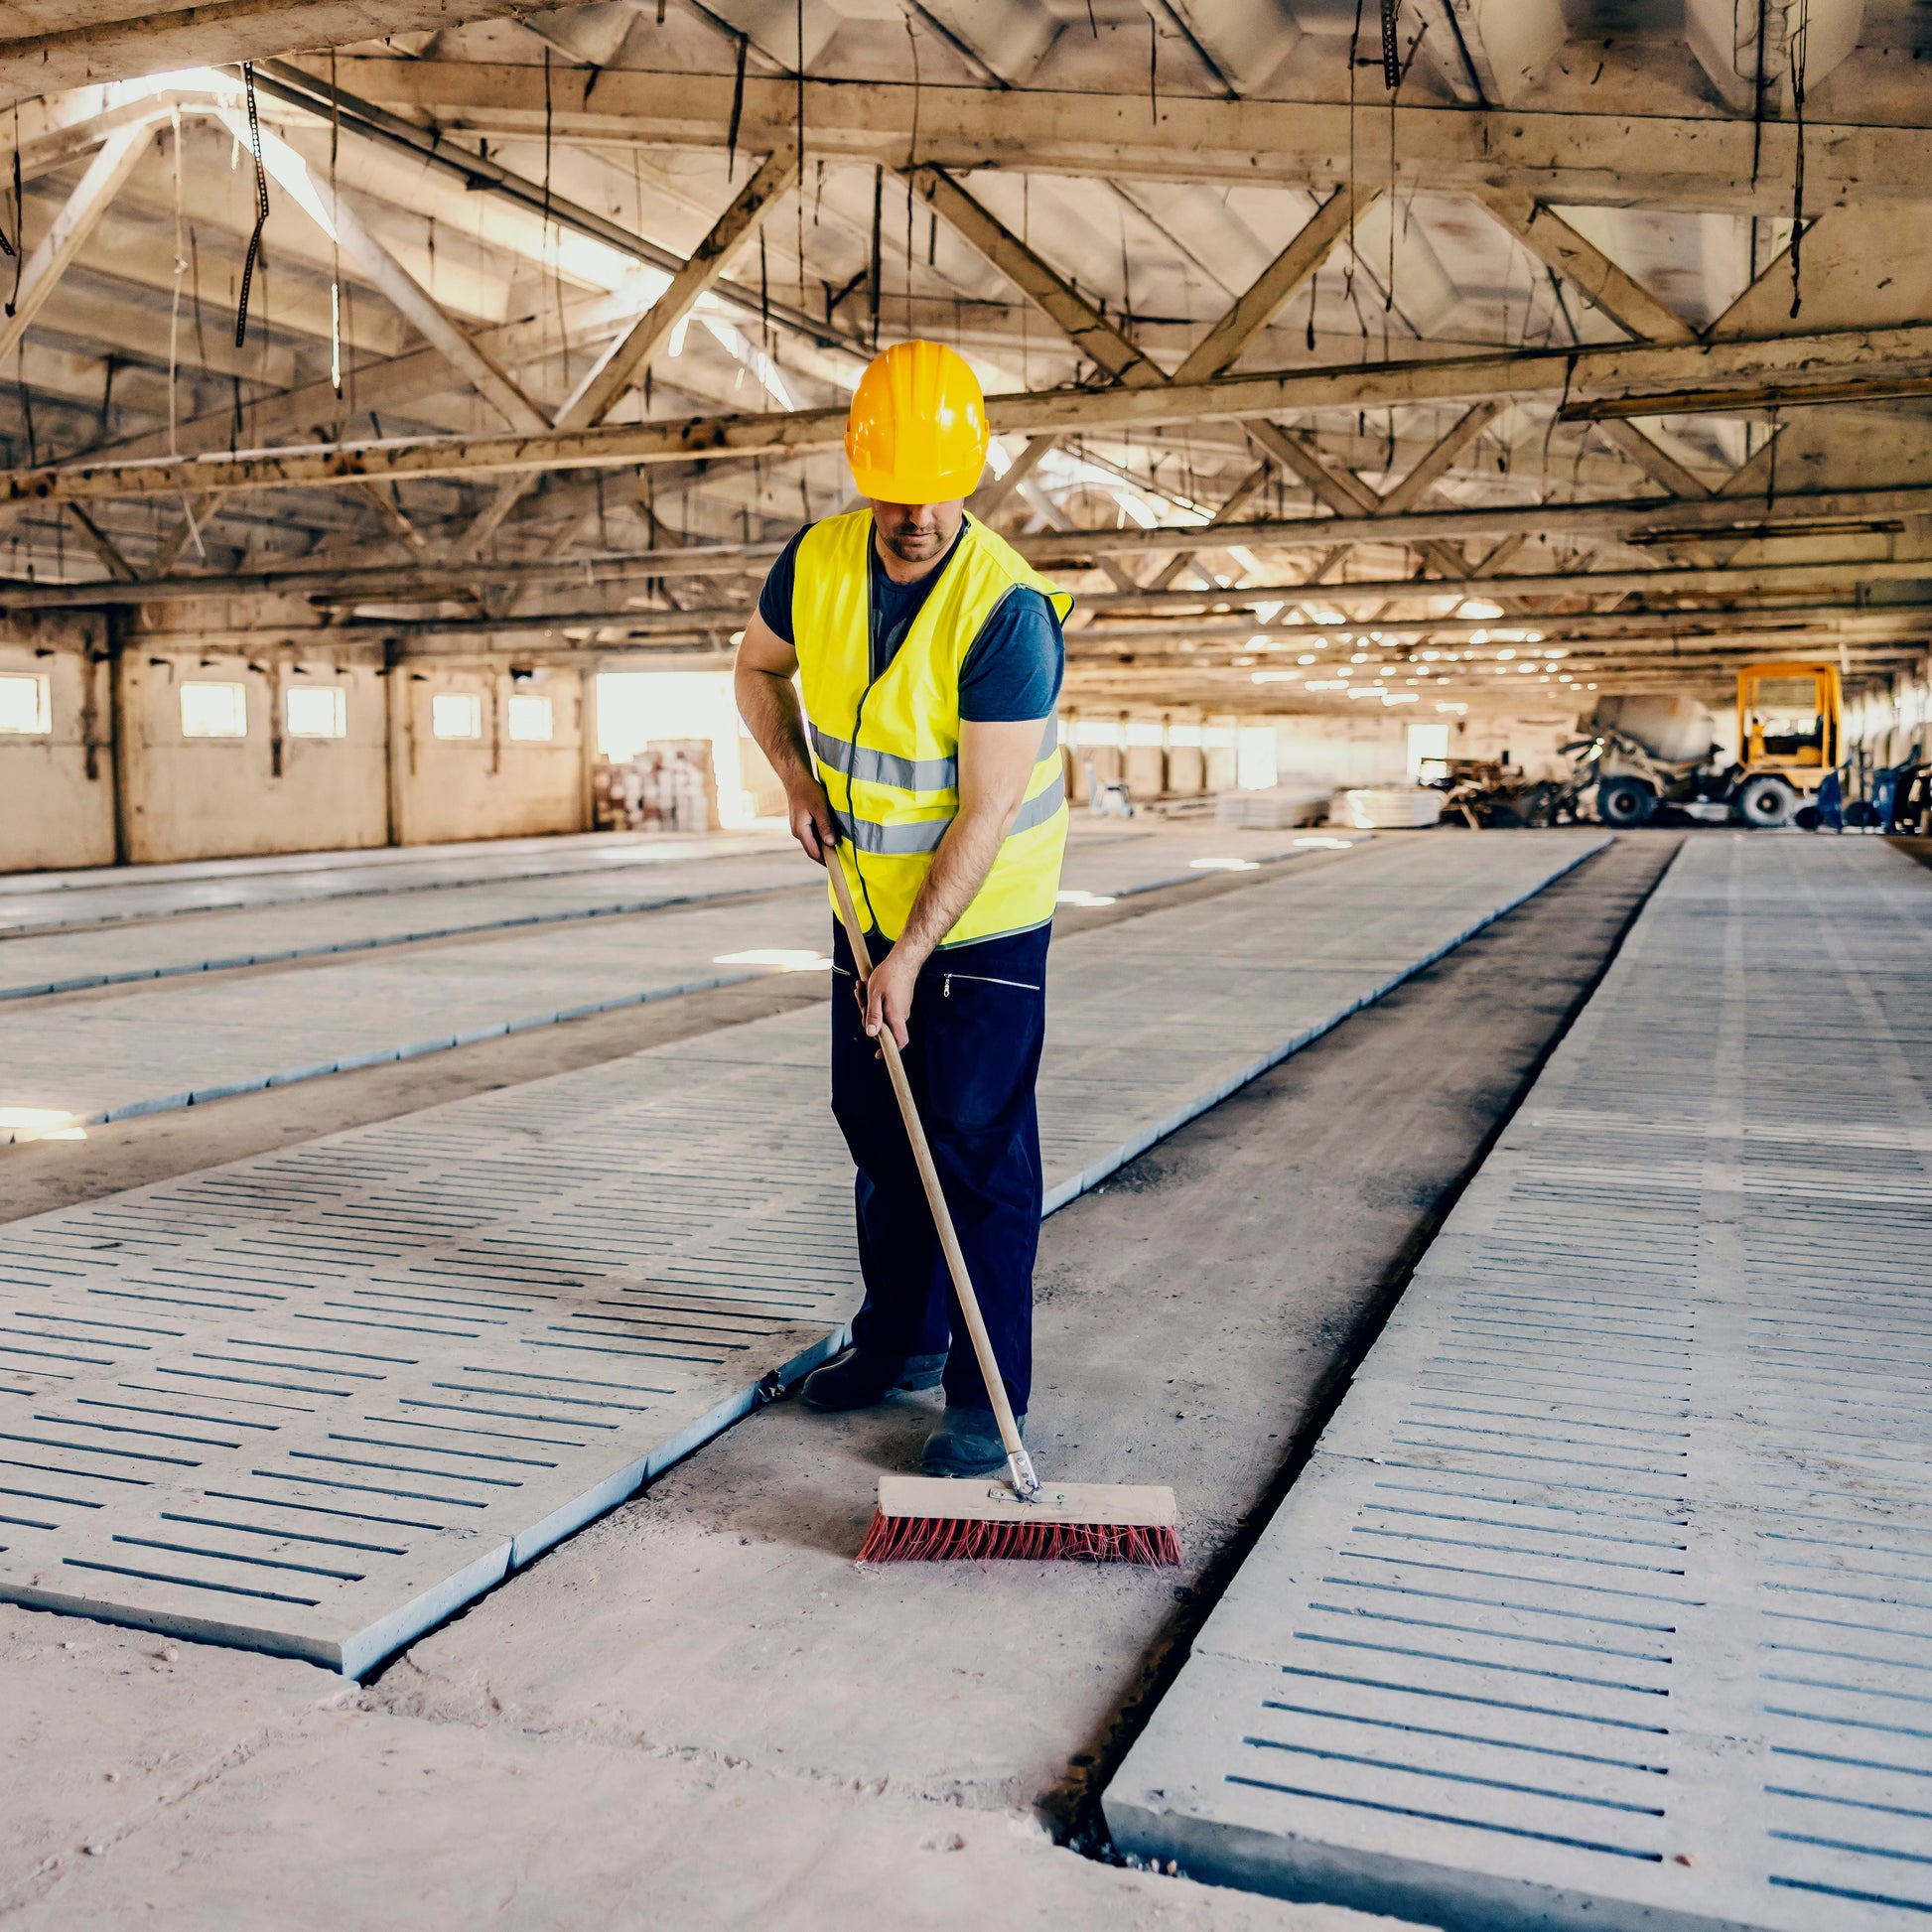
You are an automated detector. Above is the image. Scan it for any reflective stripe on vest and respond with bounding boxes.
[792,511,1072,945]
[832,768,1067,855]
[809,715,1059,800]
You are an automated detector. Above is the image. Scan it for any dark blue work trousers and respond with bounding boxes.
[829,918,1048,1418]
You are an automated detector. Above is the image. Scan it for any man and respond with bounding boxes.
[733,339,1070,1479]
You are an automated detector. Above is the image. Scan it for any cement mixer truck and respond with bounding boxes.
[1573,662,1843,829]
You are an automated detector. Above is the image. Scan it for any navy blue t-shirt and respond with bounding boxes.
[756,518,1064,721]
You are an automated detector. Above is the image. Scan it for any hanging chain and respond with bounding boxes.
[234,64,271,348]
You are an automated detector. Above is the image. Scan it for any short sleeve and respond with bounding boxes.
[957,588,1065,723]
[756,525,811,646]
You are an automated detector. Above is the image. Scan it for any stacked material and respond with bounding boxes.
[592,744,718,832]
[1214,781,1334,829]
[1334,786,1445,829]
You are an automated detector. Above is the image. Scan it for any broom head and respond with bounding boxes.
[860,1474,1180,1565]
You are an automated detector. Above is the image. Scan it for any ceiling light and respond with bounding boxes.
[1457,600,1504,620]
[1496,647,1516,660]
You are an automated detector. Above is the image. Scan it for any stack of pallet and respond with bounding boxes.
[592,742,720,832]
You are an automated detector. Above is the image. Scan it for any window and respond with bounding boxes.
[180,682,248,738]
[1407,722,1450,783]
[1237,725,1278,790]
[0,672,51,735]
[286,685,346,739]
[505,694,554,742]
[431,692,483,740]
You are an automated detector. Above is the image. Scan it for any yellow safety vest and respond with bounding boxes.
[792,509,1071,947]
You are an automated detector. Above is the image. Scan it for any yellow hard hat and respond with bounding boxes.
[844,340,990,502]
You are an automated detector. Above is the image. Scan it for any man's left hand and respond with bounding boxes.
[860,947,920,1050]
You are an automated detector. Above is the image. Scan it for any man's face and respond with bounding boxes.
[870,497,965,567]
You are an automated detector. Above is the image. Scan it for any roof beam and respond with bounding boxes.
[1373,401,1504,517]
[249,60,863,362]
[1477,189,1700,345]
[64,503,138,581]
[1145,461,1275,593]
[18,514,1928,611]
[451,143,801,564]
[1589,418,1715,501]
[1241,417,1475,581]
[0,4,533,107]
[309,61,1932,214]
[17,324,1932,509]
[0,116,160,367]
[1171,188,1374,387]
[215,106,545,436]
[908,166,1167,388]
[937,175,1358,520]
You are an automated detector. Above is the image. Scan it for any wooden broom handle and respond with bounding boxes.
[824,841,1037,1493]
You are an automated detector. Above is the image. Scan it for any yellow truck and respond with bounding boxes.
[1585,660,1843,829]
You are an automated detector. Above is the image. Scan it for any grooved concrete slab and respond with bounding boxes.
[1105,836,1932,1932]
[0,850,818,998]
[0,832,796,935]
[0,895,833,1141]
[0,833,1599,1676]
[0,828,1348,1138]
[0,824,1339,999]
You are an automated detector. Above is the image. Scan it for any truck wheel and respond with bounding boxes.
[1735,774,1799,828]
[1596,776,1657,827]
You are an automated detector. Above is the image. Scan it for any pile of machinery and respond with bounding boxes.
[1430,660,1925,832]
[1578,663,1845,830]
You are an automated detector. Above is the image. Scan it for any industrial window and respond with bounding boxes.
[1407,722,1450,783]
[285,685,346,739]
[0,672,51,735]
[431,692,483,740]
[180,682,248,738]
[1237,726,1278,790]
[505,694,554,742]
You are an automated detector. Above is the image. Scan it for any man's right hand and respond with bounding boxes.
[788,778,839,866]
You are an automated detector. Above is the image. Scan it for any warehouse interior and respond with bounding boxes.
[1,1,1929,1927]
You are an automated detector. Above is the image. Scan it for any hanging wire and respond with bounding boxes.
[726,30,748,178]
[4,108,22,319]
[1788,0,1809,318]
[329,50,344,402]
[234,65,270,348]
[167,109,207,560]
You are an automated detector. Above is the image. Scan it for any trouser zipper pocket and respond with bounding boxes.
[941,971,1042,997]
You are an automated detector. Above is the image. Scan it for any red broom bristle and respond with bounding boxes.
[858,1511,1180,1566]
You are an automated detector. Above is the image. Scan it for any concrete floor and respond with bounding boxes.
[0,832,1676,1929]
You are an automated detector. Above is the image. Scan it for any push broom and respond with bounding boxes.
[824,841,1179,1566]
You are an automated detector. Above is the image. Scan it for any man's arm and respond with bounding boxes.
[734,608,837,865]
[860,716,1045,1046]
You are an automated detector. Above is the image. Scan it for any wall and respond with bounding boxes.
[0,615,116,871]
[0,626,601,876]
[390,664,588,847]
[1848,652,1932,769]
[116,650,388,865]
[1272,713,1408,788]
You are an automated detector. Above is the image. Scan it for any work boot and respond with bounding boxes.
[920,1405,1025,1478]
[798,1346,945,1413]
